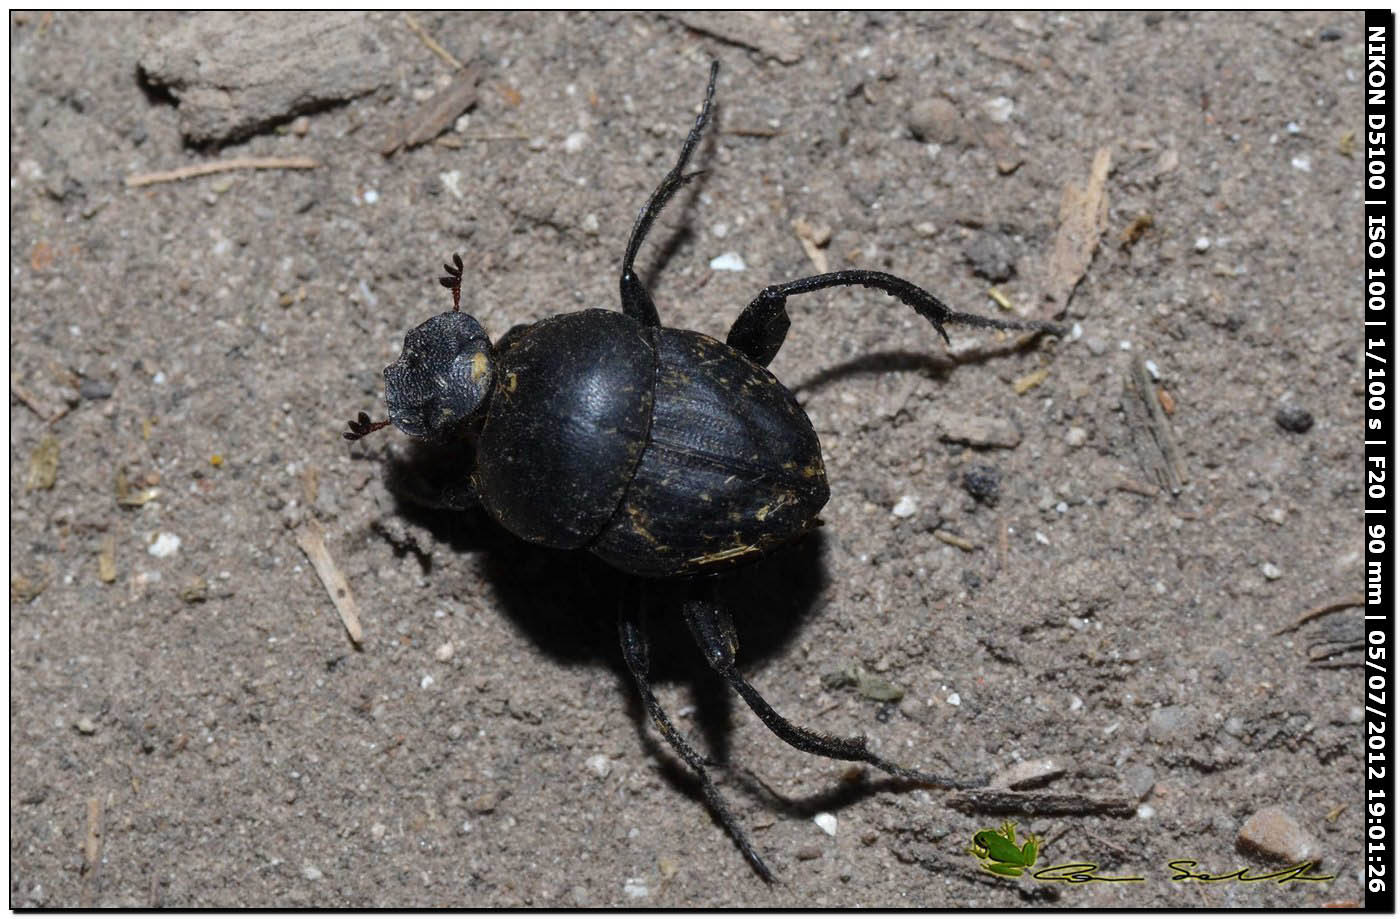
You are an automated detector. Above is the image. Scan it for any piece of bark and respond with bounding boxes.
[381,64,481,156]
[139,12,394,145]
[665,12,803,64]
[1121,359,1186,495]
[1040,146,1112,318]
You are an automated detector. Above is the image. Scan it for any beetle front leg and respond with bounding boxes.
[683,595,981,790]
[726,270,1066,367]
[618,588,775,883]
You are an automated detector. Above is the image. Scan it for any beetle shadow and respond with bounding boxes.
[789,349,955,395]
[380,437,834,771]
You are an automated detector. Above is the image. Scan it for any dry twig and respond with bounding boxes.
[1274,594,1366,636]
[295,520,364,644]
[125,156,320,188]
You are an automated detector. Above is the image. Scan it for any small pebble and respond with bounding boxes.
[1122,764,1156,801]
[74,716,96,735]
[371,822,387,840]
[1320,27,1344,41]
[962,465,1000,504]
[891,495,918,518]
[148,532,181,558]
[1065,427,1087,448]
[302,865,323,881]
[563,131,588,154]
[1237,807,1322,865]
[79,378,114,400]
[290,115,310,136]
[1143,359,1161,380]
[946,692,961,706]
[1136,804,1156,820]
[580,213,600,235]
[1147,705,1192,743]
[585,754,611,779]
[906,97,962,144]
[623,878,649,898]
[796,845,822,861]
[1084,337,1108,356]
[1261,562,1282,580]
[1291,156,1311,172]
[1275,406,1314,433]
[1223,715,1246,737]
[814,812,838,836]
[709,252,746,272]
[860,829,880,846]
[1194,236,1211,252]
[434,641,455,662]
[420,674,434,689]
[984,96,1014,123]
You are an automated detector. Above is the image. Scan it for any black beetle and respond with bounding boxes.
[347,61,1062,881]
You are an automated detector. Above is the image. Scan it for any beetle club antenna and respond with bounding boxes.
[344,411,390,442]
[438,252,464,311]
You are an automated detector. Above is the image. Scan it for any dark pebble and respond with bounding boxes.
[1274,406,1314,434]
[79,378,114,400]
[962,232,1018,283]
[962,464,1001,504]
[1319,27,1343,41]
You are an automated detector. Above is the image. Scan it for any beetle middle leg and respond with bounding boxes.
[726,270,1065,368]
[618,60,719,329]
[682,593,981,789]
[618,583,775,882]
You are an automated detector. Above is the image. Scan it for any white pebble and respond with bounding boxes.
[420,674,434,689]
[1286,121,1301,134]
[1118,340,1133,351]
[1069,696,1083,712]
[984,96,1014,123]
[152,371,167,385]
[946,692,961,706]
[814,812,838,836]
[371,822,387,840]
[711,222,729,238]
[362,189,379,205]
[1291,156,1311,172]
[1261,562,1282,580]
[302,865,323,881]
[1136,804,1156,820]
[585,754,612,779]
[709,252,746,272]
[891,495,918,518]
[1194,236,1211,252]
[1065,427,1087,448]
[1144,359,1161,380]
[439,170,465,200]
[563,131,588,153]
[623,878,649,898]
[580,213,600,235]
[148,532,181,558]
[434,642,455,662]
[1034,531,1050,545]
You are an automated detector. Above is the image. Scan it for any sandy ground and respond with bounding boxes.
[9,11,1367,907]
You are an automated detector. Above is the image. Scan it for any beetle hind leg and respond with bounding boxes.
[683,595,980,790]
[726,270,1066,368]
[619,591,775,883]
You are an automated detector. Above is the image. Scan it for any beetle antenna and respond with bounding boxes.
[344,411,391,442]
[438,252,464,311]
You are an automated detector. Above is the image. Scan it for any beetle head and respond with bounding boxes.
[384,311,495,441]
